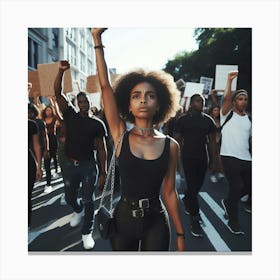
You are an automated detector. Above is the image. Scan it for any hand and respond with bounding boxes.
[59,60,70,72]
[36,167,43,181]
[210,89,217,95]
[91,28,108,38]
[176,236,186,251]
[43,150,50,160]
[228,71,238,81]
[98,173,106,189]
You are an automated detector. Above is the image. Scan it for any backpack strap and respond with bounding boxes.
[221,110,233,130]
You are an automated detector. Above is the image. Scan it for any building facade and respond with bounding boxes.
[28,27,96,92]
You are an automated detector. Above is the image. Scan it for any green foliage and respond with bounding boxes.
[163,28,252,111]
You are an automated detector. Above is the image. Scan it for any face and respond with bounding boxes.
[45,107,53,117]
[190,96,203,112]
[233,95,248,112]
[211,107,220,118]
[129,82,159,121]
[77,95,90,114]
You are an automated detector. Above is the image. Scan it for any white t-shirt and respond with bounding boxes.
[220,110,252,161]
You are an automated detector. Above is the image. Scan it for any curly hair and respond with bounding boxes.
[113,69,181,125]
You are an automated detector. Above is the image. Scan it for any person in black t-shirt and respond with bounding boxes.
[54,61,107,250]
[174,94,216,237]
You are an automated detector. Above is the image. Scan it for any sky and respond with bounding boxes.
[99,27,198,74]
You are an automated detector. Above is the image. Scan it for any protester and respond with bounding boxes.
[28,103,50,169]
[220,71,252,235]
[207,94,224,183]
[174,93,216,237]
[91,28,185,251]
[54,61,107,250]
[28,119,43,228]
[41,105,59,193]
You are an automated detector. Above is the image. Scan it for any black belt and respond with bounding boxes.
[121,196,161,218]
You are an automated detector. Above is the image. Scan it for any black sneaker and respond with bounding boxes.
[221,199,229,219]
[190,219,203,237]
[226,221,245,235]
[244,202,252,213]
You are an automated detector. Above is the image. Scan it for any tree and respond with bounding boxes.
[163,28,252,111]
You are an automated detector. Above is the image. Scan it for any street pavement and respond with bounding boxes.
[28,164,252,253]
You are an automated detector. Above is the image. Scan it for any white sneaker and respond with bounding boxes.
[70,210,84,227]
[217,172,225,179]
[60,193,67,206]
[210,175,218,183]
[82,232,95,250]
[52,173,59,179]
[44,185,53,193]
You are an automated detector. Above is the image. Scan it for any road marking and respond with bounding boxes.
[179,193,231,252]
[199,211,231,252]
[199,192,228,226]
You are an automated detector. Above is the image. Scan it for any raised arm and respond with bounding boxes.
[91,28,125,144]
[221,71,238,116]
[54,61,70,114]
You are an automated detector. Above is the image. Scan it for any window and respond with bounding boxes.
[80,53,85,72]
[51,29,59,48]
[79,31,85,49]
[87,61,93,75]
[28,37,39,68]
[80,79,85,91]
[67,42,76,66]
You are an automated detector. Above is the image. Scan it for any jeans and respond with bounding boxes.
[64,159,97,235]
[221,156,252,224]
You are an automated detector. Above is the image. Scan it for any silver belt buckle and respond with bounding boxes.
[139,198,149,209]
[132,209,144,218]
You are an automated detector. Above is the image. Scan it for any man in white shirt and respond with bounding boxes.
[220,71,252,235]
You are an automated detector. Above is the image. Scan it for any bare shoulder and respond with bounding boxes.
[169,136,180,152]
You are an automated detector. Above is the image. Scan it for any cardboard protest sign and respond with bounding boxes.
[215,65,238,92]
[183,82,204,97]
[199,76,213,96]
[88,92,101,110]
[28,70,41,97]
[86,75,101,93]
[37,62,73,96]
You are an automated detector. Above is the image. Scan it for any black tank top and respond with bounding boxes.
[118,131,170,199]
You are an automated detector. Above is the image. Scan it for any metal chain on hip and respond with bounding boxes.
[98,130,126,215]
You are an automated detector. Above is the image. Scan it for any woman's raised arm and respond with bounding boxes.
[91,28,125,144]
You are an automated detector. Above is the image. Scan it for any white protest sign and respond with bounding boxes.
[183,82,204,97]
[88,92,101,110]
[215,65,238,92]
[199,76,213,95]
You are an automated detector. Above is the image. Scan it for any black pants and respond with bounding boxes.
[221,156,252,224]
[110,199,170,251]
[28,154,36,227]
[182,157,208,217]
[44,134,58,185]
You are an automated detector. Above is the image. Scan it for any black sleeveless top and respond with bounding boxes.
[118,131,170,199]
